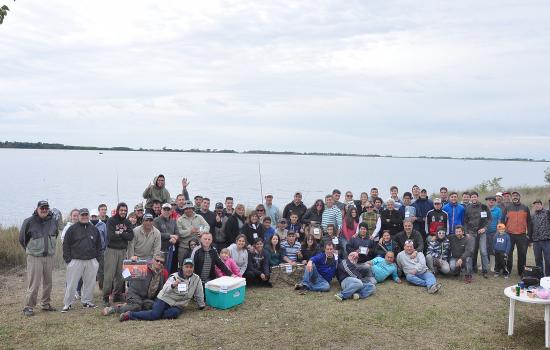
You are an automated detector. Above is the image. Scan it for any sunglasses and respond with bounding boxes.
[155,259,165,264]
[366,206,373,209]
[257,209,265,212]
[39,206,49,210]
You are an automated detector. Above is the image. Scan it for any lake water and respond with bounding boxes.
[1,149,548,226]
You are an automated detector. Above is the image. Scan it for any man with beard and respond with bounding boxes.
[504,192,532,276]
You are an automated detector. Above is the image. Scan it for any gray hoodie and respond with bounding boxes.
[396,250,428,275]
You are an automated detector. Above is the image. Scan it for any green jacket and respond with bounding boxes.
[142,175,171,209]
[19,211,59,257]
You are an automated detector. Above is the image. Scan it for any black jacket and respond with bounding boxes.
[224,214,246,245]
[336,258,364,283]
[380,209,404,237]
[247,249,270,277]
[302,207,323,224]
[282,201,307,222]
[63,222,101,262]
[241,223,265,246]
[106,215,134,250]
[192,247,232,282]
[394,230,424,253]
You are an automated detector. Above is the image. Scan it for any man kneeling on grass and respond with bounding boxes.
[120,258,204,321]
[335,252,375,301]
[102,253,168,316]
[396,240,441,294]
[295,242,337,293]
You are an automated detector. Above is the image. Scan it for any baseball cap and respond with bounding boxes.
[182,200,194,210]
[37,200,49,208]
[183,258,194,266]
[278,218,287,224]
[134,203,144,211]
[502,191,510,196]
[162,203,172,209]
[215,202,224,209]
[79,208,90,215]
[265,194,273,198]
[485,196,496,201]
[143,213,154,221]
[495,192,503,197]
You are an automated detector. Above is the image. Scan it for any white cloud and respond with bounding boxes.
[1,0,550,158]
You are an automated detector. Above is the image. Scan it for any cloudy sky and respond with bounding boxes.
[1,0,549,158]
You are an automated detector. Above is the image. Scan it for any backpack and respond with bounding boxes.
[522,265,543,287]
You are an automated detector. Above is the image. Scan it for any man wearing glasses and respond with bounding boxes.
[62,208,102,312]
[102,253,168,317]
[19,200,61,316]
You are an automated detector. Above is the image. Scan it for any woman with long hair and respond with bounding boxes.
[224,203,247,245]
[241,210,265,248]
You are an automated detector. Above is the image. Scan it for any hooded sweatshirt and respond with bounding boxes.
[19,211,59,257]
[106,204,134,250]
[142,175,171,209]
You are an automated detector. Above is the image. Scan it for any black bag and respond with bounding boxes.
[522,265,543,287]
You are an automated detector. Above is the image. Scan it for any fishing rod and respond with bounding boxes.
[258,160,264,205]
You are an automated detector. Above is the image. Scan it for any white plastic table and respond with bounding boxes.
[504,286,550,348]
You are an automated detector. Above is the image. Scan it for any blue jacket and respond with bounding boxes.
[369,257,399,283]
[310,252,338,282]
[493,232,511,254]
[488,207,503,233]
[412,198,434,233]
[442,203,465,234]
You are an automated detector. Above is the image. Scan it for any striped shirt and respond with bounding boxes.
[281,241,301,262]
[321,205,343,230]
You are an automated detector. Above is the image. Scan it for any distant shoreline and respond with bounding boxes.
[1,140,548,163]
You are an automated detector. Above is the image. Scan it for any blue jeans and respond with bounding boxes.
[338,277,376,299]
[129,298,182,321]
[534,240,550,277]
[302,265,330,292]
[471,233,489,273]
[405,271,436,289]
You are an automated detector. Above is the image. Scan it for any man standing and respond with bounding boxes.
[504,192,532,276]
[62,208,101,312]
[321,194,343,233]
[129,213,161,260]
[485,195,503,272]
[443,192,465,235]
[425,198,449,240]
[176,200,209,264]
[213,202,228,251]
[19,200,60,316]
[98,204,109,224]
[154,203,180,256]
[103,202,134,306]
[264,194,280,228]
[396,240,441,293]
[283,192,307,223]
[133,203,145,226]
[439,187,449,205]
[90,209,107,290]
[412,189,434,242]
[223,196,234,217]
[463,192,492,277]
[332,189,345,210]
[197,198,216,235]
[532,198,550,276]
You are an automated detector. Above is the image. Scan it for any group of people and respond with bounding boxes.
[18,174,550,319]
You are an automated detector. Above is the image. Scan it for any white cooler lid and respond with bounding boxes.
[205,276,246,291]
[541,277,550,289]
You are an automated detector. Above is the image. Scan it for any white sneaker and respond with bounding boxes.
[61,305,72,313]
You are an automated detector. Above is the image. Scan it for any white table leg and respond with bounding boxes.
[508,299,515,336]
[545,305,550,348]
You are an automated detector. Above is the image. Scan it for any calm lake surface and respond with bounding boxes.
[1,149,548,226]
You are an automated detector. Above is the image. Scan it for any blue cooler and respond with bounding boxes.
[205,276,246,310]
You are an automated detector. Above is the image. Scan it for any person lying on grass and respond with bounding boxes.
[119,258,204,322]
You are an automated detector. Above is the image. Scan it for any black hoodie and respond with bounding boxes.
[106,203,134,250]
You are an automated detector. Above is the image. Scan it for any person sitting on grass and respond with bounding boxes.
[295,242,338,293]
[300,233,320,264]
[346,222,375,263]
[373,230,397,258]
[281,231,302,265]
[264,234,285,268]
[119,258,204,322]
[335,252,376,301]
[448,225,475,283]
[321,224,342,257]
[214,248,242,278]
[102,253,168,316]
[426,228,451,275]
[244,238,272,287]
[365,251,401,284]
[228,234,249,276]
[396,240,441,294]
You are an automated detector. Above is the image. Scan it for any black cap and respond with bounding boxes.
[485,196,496,201]
[143,213,154,220]
[215,202,224,209]
[79,208,90,215]
[37,200,49,208]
